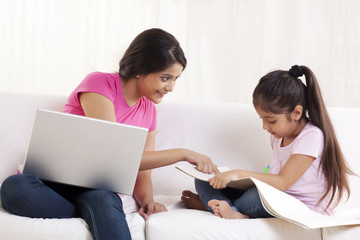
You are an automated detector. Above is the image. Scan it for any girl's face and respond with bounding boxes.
[137,62,184,104]
[254,105,302,139]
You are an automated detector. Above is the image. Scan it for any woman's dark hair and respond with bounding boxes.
[253,65,352,208]
[119,28,187,80]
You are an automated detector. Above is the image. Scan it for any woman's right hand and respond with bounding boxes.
[183,149,219,174]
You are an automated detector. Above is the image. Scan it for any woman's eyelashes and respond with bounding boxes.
[160,75,179,82]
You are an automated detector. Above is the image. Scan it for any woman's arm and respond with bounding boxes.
[209,154,315,191]
[140,148,216,173]
[133,130,167,219]
[80,92,218,173]
[80,92,117,121]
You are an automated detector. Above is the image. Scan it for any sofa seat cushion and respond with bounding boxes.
[0,201,92,240]
[322,225,360,240]
[0,196,145,240]
[154,195,185,210]
[146,209,322,240]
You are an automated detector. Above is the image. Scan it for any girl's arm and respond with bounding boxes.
[209,154,315,191]
[80,92,218,173]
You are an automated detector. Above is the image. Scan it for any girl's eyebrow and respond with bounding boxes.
[260,115,276,119]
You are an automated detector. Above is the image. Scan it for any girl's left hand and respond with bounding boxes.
[209,170,240,189]
[138,201,167,220]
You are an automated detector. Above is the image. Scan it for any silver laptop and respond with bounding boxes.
[23,108,148,195]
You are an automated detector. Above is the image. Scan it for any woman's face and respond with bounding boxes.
[137,62,184,104]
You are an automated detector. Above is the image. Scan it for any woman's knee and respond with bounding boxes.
[1,174,39,212]
[1,174,38,198]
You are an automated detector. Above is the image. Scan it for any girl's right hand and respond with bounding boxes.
[183,149,219,174]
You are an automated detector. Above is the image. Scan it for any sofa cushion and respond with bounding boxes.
[146,209,322,240]
[0,196,145,240]
[322,225,360,240]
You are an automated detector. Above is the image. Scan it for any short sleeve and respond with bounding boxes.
[292,130,324,158]
[73,72,117,104]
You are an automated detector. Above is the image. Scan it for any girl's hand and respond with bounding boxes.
[138,201,167,220]
[183,149,218,174]
[209,170,240,189]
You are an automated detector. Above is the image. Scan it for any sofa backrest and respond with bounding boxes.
[0,92,67,185]
[327,108,360,210]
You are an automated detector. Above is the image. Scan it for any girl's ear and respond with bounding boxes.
[291,105,303,121]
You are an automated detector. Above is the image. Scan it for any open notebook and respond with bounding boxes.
[176,163,360,229]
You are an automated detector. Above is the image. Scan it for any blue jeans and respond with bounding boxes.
[1,174,131,240]
[195,179,273,218]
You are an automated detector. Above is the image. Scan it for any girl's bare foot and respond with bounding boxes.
[181,190,207,211]
[208,199,249,219]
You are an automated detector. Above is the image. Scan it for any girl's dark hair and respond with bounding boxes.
[119,28,187,80]
[253,65,352,208]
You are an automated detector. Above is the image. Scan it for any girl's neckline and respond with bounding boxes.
[280,121,310,148]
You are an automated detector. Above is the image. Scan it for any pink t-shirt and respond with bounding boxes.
[63,72,157,132]
[269,122,333,215]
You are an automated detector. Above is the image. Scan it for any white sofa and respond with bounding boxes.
[0,92,359,240]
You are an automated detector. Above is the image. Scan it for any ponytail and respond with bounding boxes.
[299,65,352,208]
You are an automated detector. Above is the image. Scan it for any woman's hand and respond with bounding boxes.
[138,201,167,220]
[208,170,241,189]
[183,149,219,174]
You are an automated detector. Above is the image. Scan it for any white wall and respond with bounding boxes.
[1,0,359,107]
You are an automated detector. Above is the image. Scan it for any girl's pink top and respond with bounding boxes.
[269,122,333,215]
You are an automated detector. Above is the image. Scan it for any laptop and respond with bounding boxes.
[23,108,148,195]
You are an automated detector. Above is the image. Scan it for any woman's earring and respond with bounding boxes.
[136,75,140,78]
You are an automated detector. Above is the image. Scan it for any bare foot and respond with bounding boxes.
[208,199,249,219]
[181,190,207,211]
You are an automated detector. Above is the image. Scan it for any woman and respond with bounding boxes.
[1,28,218,240]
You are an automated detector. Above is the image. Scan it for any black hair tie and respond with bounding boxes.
[289,65,304,78]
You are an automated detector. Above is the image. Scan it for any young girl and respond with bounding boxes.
[182,65,351,219]
[1,28,217,240]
